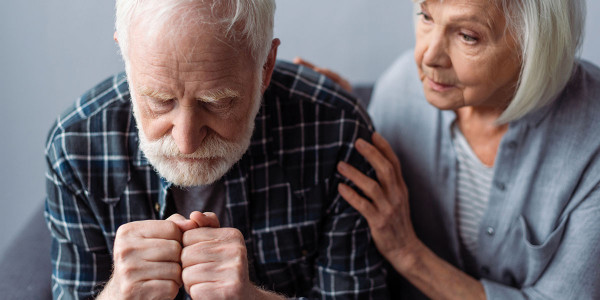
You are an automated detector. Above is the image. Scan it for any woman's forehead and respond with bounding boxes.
[419,0,507,29]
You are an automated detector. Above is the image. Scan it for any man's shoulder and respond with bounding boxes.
[45,72,136,184]
[266,60,372,127]
[250,61,375,189]
[46,72,133,152]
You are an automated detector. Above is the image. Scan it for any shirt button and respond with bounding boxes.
[154,202,160,212]
[486,227,495,236]
[495,181,506,191]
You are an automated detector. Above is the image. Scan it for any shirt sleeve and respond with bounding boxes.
[309,111,389,299]
[45,141,112,300]
[481,186,600,299]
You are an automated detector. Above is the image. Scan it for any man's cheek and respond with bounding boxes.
[143,119,173,141]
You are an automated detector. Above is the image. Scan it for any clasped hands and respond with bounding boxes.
[99,211,253,300]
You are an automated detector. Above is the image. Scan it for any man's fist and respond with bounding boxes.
[97,215,195,300]
[181,213,253,300]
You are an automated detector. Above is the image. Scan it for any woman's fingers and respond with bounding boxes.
[372,132,404,181]
[293,57,317,69]
[354,138,400,194]
[314,67,353,92]
[292,57,353,92]
[338,183,377,220]
[337,161,386,206]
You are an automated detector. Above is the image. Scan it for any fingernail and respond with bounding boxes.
[337,161,347,172]
[356,139,366,149]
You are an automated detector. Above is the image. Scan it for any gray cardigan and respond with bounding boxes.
[369,50,600,299]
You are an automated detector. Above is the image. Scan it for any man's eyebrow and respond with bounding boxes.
[137,85,173,101]
[198,88,241,103]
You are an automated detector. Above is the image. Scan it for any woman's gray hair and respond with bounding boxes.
[497,0,586,123]
[413,0,586,123]
[115,0,275,69]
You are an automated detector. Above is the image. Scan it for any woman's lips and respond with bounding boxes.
[427,77,455,92]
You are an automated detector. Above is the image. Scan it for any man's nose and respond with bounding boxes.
[422,29,451,69]
[171,108,207,154]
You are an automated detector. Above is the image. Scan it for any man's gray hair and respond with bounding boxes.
[115,0,276,69]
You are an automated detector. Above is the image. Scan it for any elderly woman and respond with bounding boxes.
[303,0,600,298]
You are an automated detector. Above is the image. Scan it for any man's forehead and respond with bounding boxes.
[128,1,243,56]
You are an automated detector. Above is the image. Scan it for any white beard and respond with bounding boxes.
[131,84,262,187]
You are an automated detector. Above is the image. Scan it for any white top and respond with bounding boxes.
[451,122,493,257]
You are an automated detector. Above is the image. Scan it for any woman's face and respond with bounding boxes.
[414,0,522,110]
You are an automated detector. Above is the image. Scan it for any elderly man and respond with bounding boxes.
[45,0,387,299]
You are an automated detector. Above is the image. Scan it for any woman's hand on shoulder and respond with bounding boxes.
[293,57,353,93]
[337,132,423,271]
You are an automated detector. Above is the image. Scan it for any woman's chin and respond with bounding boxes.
[424,93,463,111]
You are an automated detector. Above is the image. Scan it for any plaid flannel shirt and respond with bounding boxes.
[45,61,388,299]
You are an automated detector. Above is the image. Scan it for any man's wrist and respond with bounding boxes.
[95,277,120,300]
[252,285,286,300]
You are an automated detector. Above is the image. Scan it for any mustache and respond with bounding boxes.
[139,131,242,160]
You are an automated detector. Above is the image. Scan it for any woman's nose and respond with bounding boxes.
[422,30,451,68]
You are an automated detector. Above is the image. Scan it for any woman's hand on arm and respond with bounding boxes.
[338,132,486,300]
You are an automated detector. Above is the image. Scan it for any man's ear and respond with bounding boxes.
[260,38,280,93]
[113,31,119,43]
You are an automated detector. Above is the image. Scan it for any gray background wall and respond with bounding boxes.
[0,1,598,256]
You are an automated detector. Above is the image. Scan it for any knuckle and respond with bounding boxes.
[169,281,181,294]
[358,199,371,212]
[164,221,182,237]
[372,219,387,231]
[223,228,244,242]
[112,244,134,263]
[180,246,193,265]
[165,281,180,298]
[115,222,135,238]
[362,142,374,154]
[167,239,182,256]
[171,262,182,277]
[380,162,395,178]
[182,265,202,286]
[382,208,395,220]
[366,180,380,194]
[231,244,247,261]
[182,229,199,246]
[119,263,137,280]
[181,267,192,285]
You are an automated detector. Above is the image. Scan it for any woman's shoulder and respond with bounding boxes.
[571,60,600,100]
[544,60,600,127]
